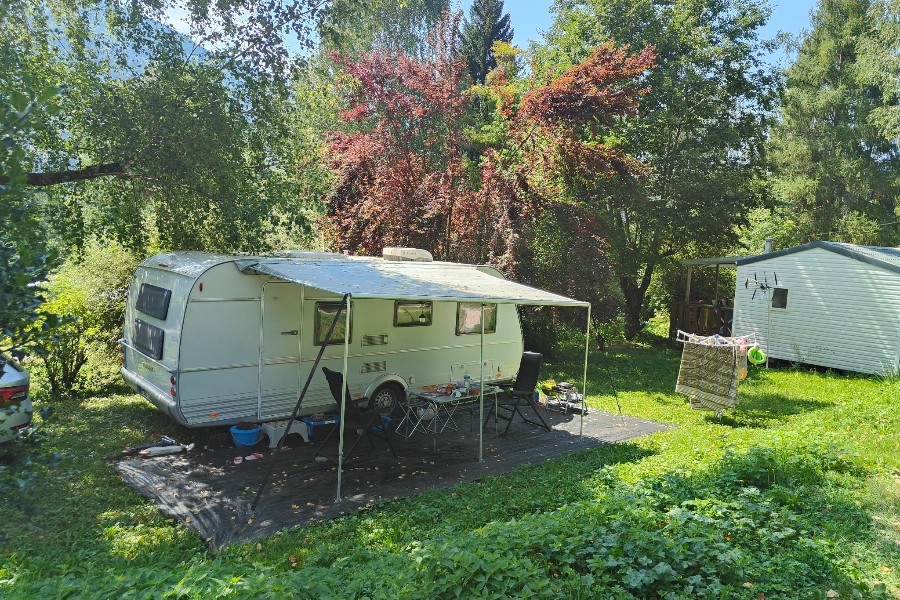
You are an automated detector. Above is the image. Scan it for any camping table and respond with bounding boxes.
[397,386,502,450]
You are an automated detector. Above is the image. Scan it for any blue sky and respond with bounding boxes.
[167,0,821,61]
[459,0,820,65]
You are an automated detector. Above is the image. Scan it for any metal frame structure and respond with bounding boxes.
[247,264,592,507]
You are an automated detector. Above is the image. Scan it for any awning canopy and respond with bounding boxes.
[235,258,588,307]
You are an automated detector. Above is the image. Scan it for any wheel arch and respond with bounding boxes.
[364,373,408,400]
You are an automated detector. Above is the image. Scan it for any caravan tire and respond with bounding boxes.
[371,383,403,415]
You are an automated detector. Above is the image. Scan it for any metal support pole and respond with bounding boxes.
[478,303,485,463]
[581,304,590,437]
[336,296,351,503]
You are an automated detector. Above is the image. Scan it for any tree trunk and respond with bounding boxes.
[619,261,657,340]
[0,162,126,186]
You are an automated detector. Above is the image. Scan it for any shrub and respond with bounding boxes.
[32,241,140,395]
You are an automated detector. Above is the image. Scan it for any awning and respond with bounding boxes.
[234,258,588,307]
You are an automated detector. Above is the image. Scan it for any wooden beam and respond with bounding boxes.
[684,266,693,303]
[713,263,720,302]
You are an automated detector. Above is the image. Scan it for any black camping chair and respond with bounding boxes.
[315,367,397,464]
[484,351,551,436]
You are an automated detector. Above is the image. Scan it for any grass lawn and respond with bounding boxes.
[2,344,899,599]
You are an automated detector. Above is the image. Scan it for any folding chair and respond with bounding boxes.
[315,367,397,463]
[484,351,551,436]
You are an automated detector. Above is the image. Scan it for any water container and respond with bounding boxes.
[230,424,261,447]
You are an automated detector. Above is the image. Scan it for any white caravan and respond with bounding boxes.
[120,249,537,428]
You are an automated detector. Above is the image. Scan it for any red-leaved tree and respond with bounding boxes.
[325,10,474,259]
[325,33,656,344]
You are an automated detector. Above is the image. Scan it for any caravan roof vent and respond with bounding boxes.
[382,247,433,262]
[273,250,346,260]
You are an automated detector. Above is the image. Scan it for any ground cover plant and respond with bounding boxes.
[1,344,899,599]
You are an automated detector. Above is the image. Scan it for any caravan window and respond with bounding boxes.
[456,303,497,335]
[135,283,172,320]
[771,288,789,309]
[394,301,432,327]
[133,319,165,360]
[314,302,352,346]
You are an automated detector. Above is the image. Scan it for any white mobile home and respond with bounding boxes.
[732,241,900,375]
[120,249,585,428]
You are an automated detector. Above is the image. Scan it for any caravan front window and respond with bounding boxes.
[133,319,165,360]
[456,303,497,335]
[314,302,352,346]
[135,283,171,320]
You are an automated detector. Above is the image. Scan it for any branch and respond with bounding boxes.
[14,162,126,187]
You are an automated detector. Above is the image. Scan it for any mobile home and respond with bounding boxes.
[120,249,582,428]
[732,241,900,375]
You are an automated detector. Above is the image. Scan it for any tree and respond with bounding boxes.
[460,0,514,83]
[318,0,449,58]
[535,0,777,338]
[1,0,326,252]
[769,0,900,245]
[0,84,62,356]
[325,10,472,259]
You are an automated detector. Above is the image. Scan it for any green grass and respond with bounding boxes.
[2,345,899,598]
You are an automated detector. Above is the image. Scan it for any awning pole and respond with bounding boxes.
[336,295,351,503]
[478,303,485,462]
[581,304,591,437]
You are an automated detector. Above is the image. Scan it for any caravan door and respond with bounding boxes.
[258,282,304,419]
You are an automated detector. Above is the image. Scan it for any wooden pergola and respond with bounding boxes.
[670,255,745,339]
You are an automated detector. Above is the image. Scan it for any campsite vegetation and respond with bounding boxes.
[4,0,900,597]
[2,343,900,598]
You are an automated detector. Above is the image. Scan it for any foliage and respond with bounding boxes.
[30,241,140,395]
[1,0,325,252]
[768,0,900,246]
[0,82,62,357]
[535,0,778,338]
[3,347,900,598]
[460,0,514,83]
[318,0,449,58]
[325,10,473,259]
[489,41,524,82]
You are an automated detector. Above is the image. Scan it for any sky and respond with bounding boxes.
[165,0,822,62]
[459,0,820,66]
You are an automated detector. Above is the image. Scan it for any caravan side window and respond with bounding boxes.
[456,303,497,335]
[314,302,352,346]
[771,288,789,310]
[394,301,432,327]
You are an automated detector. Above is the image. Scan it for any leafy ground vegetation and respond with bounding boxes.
[1,345,899,599]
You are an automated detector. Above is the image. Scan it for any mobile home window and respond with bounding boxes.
[133,319,165,360]
[394,301,433,327]
[314,302,352,346]
[771,288,789,309]
[456,303,497,335]
[135,283,172,321]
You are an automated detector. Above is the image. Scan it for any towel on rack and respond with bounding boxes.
[676,342,739,416]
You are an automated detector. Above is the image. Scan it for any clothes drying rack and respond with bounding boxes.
[675,330,757,347]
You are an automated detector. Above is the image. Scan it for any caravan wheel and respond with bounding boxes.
[371,383,402,415]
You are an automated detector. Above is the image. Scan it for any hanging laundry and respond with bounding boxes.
[674,330,756,417]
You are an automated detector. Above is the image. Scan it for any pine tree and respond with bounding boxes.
[769,0,900,245]
[460,0,514,83]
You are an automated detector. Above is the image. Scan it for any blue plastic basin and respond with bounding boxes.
[230,424,261,447]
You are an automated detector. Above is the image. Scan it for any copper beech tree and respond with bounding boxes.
[325,27,657,296]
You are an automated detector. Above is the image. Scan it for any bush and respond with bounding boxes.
[32,240,140,395]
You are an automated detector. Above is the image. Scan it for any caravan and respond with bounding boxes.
[120,249,542,428]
